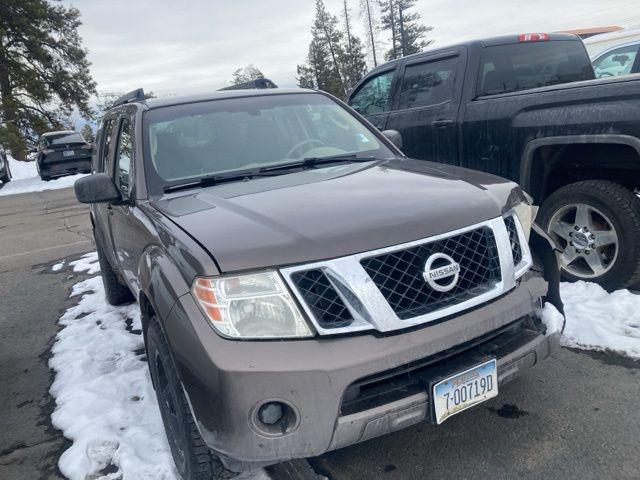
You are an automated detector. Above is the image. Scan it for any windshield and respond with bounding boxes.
[46,132,85,145]
[143,93,392,190]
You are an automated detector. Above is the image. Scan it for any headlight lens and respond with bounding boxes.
[513,200,538,241]
[192,271,313,339]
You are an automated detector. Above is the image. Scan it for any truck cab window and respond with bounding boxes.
[114,118,133,197]
[350,70,395,116]
[398,57,458,109]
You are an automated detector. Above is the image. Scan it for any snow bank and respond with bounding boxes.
[560,281,640,359]
[0,155,87,197]
[49,253,269,480]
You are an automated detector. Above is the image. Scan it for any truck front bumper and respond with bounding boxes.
[164,275,557,468]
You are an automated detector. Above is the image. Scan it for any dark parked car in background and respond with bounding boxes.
[35,130,93,181]
[348,33,640,290]
[75,87,562,479]
[0,148,11,183]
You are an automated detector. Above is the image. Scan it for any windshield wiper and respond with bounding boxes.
[163,169,275,193]
[163,155,379,193]
[261,154,378,173]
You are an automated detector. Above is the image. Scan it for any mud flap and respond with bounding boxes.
[529,223,564,315]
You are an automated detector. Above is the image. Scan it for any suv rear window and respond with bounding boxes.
[478,41,594,96]
[46,133,85,145]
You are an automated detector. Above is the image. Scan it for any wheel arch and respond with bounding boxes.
[520,134,640,202]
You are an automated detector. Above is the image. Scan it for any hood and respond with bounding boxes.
[152,159,523,272]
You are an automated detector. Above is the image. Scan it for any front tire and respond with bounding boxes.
[538,180,640,290]
[146,319,237,480]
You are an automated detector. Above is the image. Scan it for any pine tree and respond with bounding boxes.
[230,65,265,86]
[359,0,379,67]
[0,0,96,159]
[339,0,367,91]
[397,0,433,56]
[80,123,94,143]
[297,0,346,98]
[379,0,432,60]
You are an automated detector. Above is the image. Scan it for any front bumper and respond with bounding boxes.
[164,275,556,467]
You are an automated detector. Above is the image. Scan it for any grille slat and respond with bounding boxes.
[290,270,353,329]
[504,216,523,266]
[360,227,501,320]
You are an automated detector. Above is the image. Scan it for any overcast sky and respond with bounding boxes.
[69,0,640,95]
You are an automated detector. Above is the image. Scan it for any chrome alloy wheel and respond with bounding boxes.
[548,203,619,279]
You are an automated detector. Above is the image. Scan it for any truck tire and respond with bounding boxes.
[537,180,640,290]
[96,241,134,305]
[146,318,237,480]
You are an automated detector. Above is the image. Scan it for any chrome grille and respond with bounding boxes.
[360,227,501,320]
[280,217,528,336]
[504,216,523,265]
[289,269,353,329]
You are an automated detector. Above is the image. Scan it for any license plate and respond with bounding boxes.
[63,150,75,157]
[433,359,498,424]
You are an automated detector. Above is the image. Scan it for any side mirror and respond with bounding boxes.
[74,173,121,204]
[382,129,403,149]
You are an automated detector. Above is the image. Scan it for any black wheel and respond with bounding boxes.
[538,180,640,290]
[40,173,51,181]
[0,174,9,183]
[96,240,134,305]
[146,319,237,480]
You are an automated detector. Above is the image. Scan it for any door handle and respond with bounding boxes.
[106,204,114,215]
[432,119,454,127]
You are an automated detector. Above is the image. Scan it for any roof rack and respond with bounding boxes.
[112,88,145,107]
[218,78,278,91]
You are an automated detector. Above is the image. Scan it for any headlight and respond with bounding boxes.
[512,200,538,241]
[192,271,313,339]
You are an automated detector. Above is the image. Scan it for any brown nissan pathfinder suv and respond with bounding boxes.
[75,87,563,479]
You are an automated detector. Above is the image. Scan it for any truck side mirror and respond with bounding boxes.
[74,173,121,204]
[382,129,403,149]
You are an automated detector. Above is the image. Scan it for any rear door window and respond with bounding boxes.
[478,41,594,96]
[397,56,458,109]
[592,44,639,78]
[349,70,395,116]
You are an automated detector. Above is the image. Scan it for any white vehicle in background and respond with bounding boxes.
[585,28,640,78]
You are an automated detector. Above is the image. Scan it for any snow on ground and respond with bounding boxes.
[49,253,269,480]
[0,155,87,197]
[559,281,640,359]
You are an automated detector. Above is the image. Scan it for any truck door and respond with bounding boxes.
[348,68,397,130]
[385,51,463,164]
[92,117,118,266]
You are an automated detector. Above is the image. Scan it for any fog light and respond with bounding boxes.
[258,402,284,425]
[251,400,299,437]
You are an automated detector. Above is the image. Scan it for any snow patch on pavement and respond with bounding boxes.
[560,281,640,359]
[0,155,87,197]
[49,253,269,480]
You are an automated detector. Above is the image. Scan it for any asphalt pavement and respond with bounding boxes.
[0,186,638,480]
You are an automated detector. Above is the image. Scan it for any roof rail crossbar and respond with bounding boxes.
[218,78,278,91]
[112,88,145,107]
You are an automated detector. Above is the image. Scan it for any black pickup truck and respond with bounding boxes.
[348,33,640,290]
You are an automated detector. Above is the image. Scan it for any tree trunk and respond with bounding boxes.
[364,0,378,67]
[398,2,406,57]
